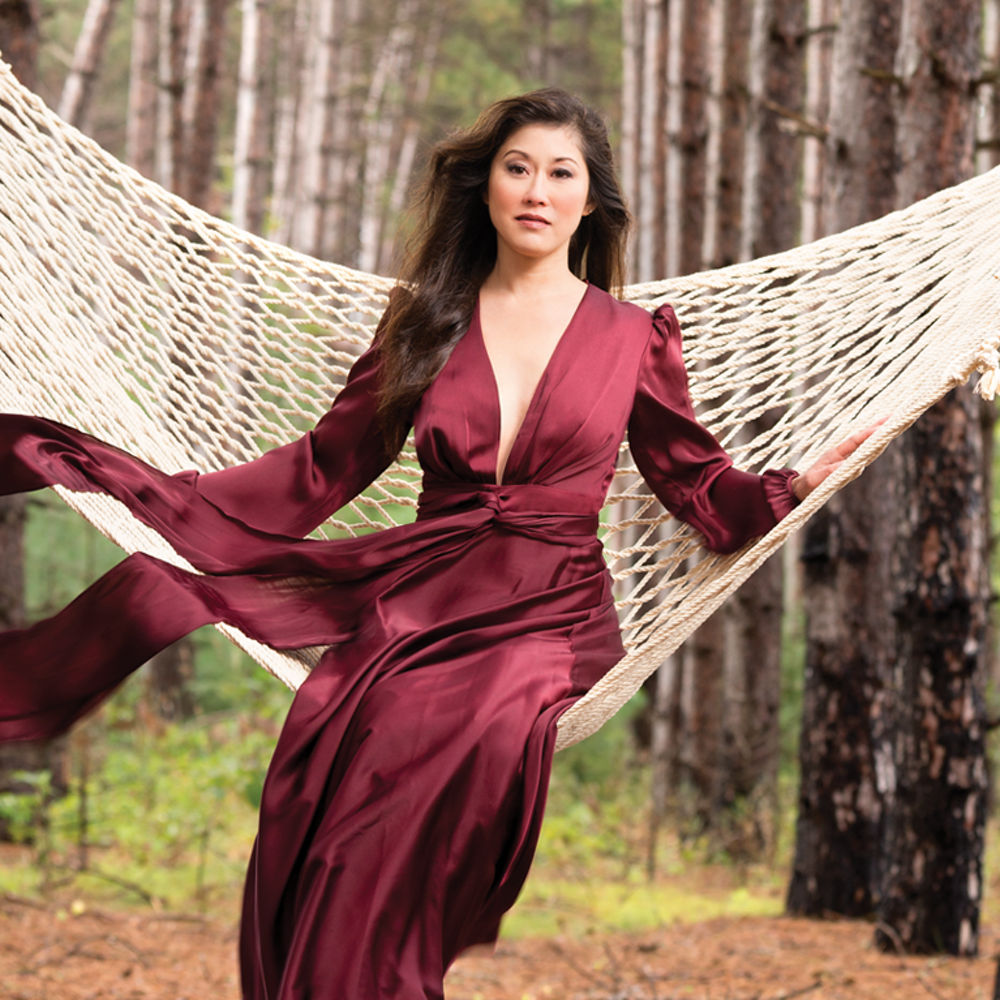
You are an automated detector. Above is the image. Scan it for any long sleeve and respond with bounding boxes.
[627,304,798,554]
[184,326,399,538]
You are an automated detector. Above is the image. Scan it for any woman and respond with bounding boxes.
[0,89,865,998]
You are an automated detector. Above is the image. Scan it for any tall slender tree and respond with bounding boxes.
[232,0,275,236]
[876,0,988,955]
[357,0,419,273]
[58,0,123,130]
[126,0,158,177]
[179,0,230,210]
[787,0,901,918]
[155,0,188,192]
[799,0,833,243]
[725,0,806,851]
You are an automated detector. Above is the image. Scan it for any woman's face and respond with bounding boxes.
[485,123,592,269]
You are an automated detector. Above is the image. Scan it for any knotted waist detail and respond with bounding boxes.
[416,482,601,545]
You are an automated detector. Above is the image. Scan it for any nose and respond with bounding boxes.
[524,173,549,205]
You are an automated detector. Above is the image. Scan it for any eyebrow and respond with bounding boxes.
[502,148,580,166]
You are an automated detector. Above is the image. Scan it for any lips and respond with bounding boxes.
[515,213,550,227]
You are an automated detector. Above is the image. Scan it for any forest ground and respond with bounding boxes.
[1,888,997,999]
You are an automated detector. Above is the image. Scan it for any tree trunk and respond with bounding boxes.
[676,0,760,847]
[179,0,229,211]
[800,0,834,243]
[524,0,552,83]
[704,0,750,269]
[0,0,39,89]
[620,0,641,273]
[357,0,418,274]
[58,0,123,130]
[733,0,804,852]
[741,0,804,260]
[787,0,901,918]
[876,0,987,956]
[156,0,188,192]
[383,16,441,270]
[145,644,196,721]
[646,651,681,876]
[232,0,274,235]
[632,0,667,282]
[290,0,335,257]
[987,0,1000,172]
[126,0,158,177]
[267,0,304,244]
[672,0,709,275]
[679,616,724,830]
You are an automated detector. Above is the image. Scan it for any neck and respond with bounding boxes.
[482,248,583,300]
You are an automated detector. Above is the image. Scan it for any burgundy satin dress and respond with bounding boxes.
[0,285,796,998]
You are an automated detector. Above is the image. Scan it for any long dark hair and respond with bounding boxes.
[376,87,632,454]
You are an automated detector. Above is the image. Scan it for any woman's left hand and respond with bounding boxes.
[791,420,885,502]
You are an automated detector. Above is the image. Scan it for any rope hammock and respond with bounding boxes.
[1,59,998,751]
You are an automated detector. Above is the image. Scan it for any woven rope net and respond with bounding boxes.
[1,59,999,750]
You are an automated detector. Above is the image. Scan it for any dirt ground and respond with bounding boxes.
[1,893,997,1000]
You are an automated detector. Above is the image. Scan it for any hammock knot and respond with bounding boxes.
[974,338,1000,401]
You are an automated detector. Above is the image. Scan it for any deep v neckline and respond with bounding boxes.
[475,282,592,485]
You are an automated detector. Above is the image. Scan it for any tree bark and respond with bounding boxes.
[787,0,901,918]
[232,0,274,235]
[383,16,441,270]
[741,0,805,260]
[986,0,1000,172]
[875,0,987,956]
[524,0,552,83]
[357,0,418,274]
[704,0,750,269]
[267,0,304,244]
[632,0,667,282]
[145,644,196,721]
[126,0,158,177]
[58,0,123,130]
[290,0,336,257]
[179,0,230,211]
[620,0,641,274]
[322,0,365,263]
[677,0,750,845]
[672,0,709,275]
[0,0,39,89]
[800,0,834,243]
[155,0,188,192]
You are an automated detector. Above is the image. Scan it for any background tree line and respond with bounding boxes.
[1,0,999,962]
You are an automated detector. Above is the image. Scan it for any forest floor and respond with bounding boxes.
[1,892,997,1000]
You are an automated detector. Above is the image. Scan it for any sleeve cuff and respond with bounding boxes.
[762,467,800,521]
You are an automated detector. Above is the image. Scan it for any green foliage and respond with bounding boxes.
[513,700,786,938]
[0,709,280,910]
[505,875,783,939]
[429,0,621,142]
[0,770,53,846]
